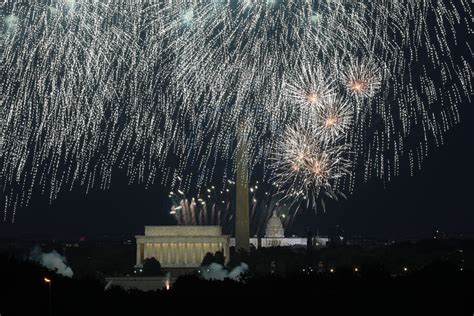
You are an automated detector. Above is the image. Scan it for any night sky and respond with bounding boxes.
[1,97,471,241]
[1,2,473,242]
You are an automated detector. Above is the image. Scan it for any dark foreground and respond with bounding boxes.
[1,242,474,315]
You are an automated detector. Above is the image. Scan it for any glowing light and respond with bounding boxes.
[305,93,320,105]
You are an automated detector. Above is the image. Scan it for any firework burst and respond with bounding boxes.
[315,95,353,143]
[341,57,384,100]
[272,127,351,209]
[284,64,335,110]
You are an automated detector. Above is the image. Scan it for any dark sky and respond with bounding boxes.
[1,98,472,241]
[1,3,472,241]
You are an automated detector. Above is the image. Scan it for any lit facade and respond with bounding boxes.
[135,226,230,268]
[230,212,329,249]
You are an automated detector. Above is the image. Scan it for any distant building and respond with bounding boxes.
[105,276,173,292]
[327,225,345,247]
[433,229,447,240]
[135,226,230,268]
[345,236,389,248]
[230,211,329,248]
[265,211,285,238]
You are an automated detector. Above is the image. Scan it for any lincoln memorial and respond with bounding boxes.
[135,226,230,268]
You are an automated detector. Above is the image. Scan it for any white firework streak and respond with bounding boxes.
[169,188,233,228]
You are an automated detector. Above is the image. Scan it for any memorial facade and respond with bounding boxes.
[135,226,230,268]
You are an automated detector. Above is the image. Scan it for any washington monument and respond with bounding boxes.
[235,132,250,252]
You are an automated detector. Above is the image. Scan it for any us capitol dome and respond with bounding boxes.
[265,211,285,238]
[231,211,329,249]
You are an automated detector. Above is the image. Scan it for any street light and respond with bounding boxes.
[44,277,52,316]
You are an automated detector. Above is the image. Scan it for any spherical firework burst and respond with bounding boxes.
[284,64,335,110]
[315,95,353,143]
[272,127,351,209]
[341,57,383,100]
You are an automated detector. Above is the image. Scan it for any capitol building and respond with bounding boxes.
[230,211,328,249]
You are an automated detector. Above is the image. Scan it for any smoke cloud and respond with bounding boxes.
[30,246,74,278]
[199,263,248,281]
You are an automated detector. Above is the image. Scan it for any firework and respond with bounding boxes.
[284,64,335,110]
[341,57,383,100]
[315,94,353,143]
[1,0,471,223]
[271,127,351,209]
[169,180,298,236]
[169,186,233,229]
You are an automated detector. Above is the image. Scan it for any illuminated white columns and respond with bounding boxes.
[139,241,233,266]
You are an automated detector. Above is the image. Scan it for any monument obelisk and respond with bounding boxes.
[235,131,250,252]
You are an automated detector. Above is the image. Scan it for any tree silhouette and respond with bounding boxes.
[201,252,215,266]
[142,257,163,276]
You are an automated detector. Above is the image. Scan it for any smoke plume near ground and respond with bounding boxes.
[199,263,248,281]
[30,246,73,278]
